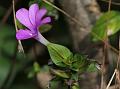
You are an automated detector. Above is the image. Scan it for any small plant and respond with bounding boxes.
[15,3,98,89]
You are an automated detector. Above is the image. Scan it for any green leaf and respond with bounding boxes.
[70,54,89,72]
[27,62,41,78]
[71,83,80,89]
[49,78,68,89]
[51,69,69,78]
[91,11,120,42]
[16,20,26,29]
[47,43,73,67]
[49,80,60,89]
[87,63,97,72]
[27,70,35,78]
[71,73,79,81]
[33,62,41,73]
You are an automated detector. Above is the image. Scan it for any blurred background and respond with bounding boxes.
[0,0,120,89]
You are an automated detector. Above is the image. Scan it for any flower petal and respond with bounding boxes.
[29,4,39,26]
[16,8,34,30]
[36,8,47,26]
[41,17,51,25]
[16,29,36,40]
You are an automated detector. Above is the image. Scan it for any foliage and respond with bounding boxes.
[91,11,120,42]
[47,43,97,88]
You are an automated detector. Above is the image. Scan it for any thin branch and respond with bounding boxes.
[108,0,112,12]
[100,68,105,89]
[12,0,24,53]
[116,30,120,71]
[99,0,120,6]
[115,29,120,89]
[106,69,116,89]
[101,0,112,88]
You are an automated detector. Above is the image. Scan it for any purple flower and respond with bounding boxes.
[16,4,51,46]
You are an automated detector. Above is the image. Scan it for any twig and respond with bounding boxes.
[101,0,112,89]
[12,0,24,53]
[100,58,105,89]
[116,31,120,72]
[99,0,120,6]
[106,69,116,89]
[115,29,120,89]
[108,0,112,12]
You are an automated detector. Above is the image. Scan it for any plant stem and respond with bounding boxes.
[37,32,50,46]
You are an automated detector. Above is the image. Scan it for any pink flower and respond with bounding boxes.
[16,4,51,45]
